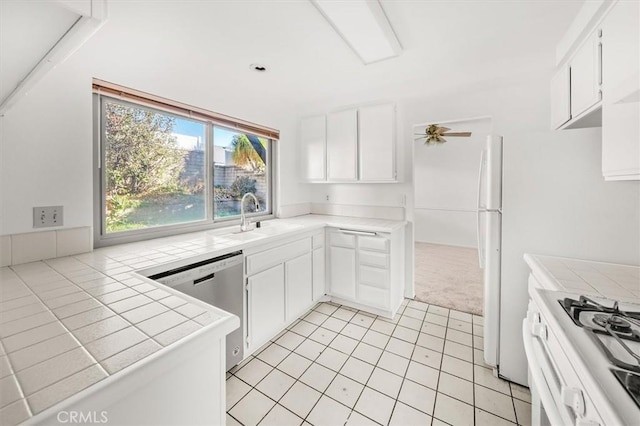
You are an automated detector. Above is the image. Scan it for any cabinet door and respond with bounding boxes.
[312,248,325,302]
[285,253,313,322]
[300,115,326,181]
[248,264,285,349]
[601,0,640,180]
[329,246,356,300]
[550,66,571,129]
[570,30,602,118]
[326,108,358,181]
[359,103,396,181]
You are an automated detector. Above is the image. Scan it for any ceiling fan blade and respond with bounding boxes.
[442,132,472,137]
[438,126,451,132]
[414,136,427,141]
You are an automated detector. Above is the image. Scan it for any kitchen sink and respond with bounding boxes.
[225,231,268,241]
[253,222,303,235]
[209,221,304,242]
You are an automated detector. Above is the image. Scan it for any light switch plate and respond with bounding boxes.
[33,206,64,228]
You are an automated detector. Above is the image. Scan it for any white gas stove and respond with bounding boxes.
[524,285,639,426]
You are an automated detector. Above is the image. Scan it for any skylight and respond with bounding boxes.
[311,0,402,65]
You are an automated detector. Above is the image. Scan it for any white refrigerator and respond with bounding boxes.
[477,135,503,368]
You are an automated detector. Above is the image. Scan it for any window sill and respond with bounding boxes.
[94,213,275,248]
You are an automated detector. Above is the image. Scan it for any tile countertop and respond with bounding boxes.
[524,253,640,302]
[0,214,405,424]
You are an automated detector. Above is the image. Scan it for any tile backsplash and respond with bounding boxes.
[0,227,92,267]
[310,203,405,221]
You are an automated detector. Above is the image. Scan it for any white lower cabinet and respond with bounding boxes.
[247,264,285,350]
[312,247,325,301]
[245,232,326,352]
[244,224,405,352]
[327,228,404,317]
[329,246,357,299]
[285,252,313,322]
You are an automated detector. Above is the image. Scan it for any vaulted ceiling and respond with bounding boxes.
[1,0,582,112]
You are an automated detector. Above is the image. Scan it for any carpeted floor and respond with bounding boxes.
[414,242,484,315]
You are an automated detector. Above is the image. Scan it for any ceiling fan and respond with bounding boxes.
[415,124,472,145]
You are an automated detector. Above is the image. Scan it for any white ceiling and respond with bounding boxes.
[0,1,79,102]
[2,0,583,112]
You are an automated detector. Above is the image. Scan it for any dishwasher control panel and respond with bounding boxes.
[148,251,243,287]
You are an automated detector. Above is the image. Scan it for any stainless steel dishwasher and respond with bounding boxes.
[148,250,244,371]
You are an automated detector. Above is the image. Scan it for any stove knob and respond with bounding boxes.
[561,386,585,417]
[532,323,547,340]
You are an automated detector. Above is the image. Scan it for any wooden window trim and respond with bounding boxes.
[92,78,280,140]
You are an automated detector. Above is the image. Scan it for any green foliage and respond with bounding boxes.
[104,102,190,231]
[230,176,257,198]
[105,102,184,197]
[106,193,141,231]
[214,185,235,201]
[231,134,264,172]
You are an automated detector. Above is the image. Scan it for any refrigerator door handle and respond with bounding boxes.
[476,149,486,268]
[477,149,485,210]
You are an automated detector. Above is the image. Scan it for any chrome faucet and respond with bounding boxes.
[240,192,260,232]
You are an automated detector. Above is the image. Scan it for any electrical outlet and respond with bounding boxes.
[33,206,63,228]
[326,194,330,202]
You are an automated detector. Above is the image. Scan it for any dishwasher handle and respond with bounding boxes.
[193,273,215,286]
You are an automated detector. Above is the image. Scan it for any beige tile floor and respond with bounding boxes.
[226,300,531,426]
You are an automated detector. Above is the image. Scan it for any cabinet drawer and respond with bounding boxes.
[246,238,311,275]
[358,236,389,252]
[359,251,389,268]
[329,232,356,248]
[358,284,389,308]
[313,233,325,249]
[359,265,389,289]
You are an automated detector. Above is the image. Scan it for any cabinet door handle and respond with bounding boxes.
[597,41,603,87]
[338,229,377,237]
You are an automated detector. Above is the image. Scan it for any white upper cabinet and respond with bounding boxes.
[358,103,397,182]
[601,0,639,180]
[300,115,326,181]
[326,108,358,181]
[550,66,571,129]
[300,102,398,183]
[551,0,639,180]
[570,30,602,119]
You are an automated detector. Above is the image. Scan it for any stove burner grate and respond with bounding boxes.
[612,369,640,409]
[593,314,633,334]
[560,296,640,343]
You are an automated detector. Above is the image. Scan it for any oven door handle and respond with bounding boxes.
[522,319,566,426]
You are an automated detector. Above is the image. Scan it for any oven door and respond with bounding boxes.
[523,318,566,425]
[522,301,598,426]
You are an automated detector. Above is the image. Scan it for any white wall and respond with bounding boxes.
[0,21,307,236]
[413,117,492,248]
[300,72,640,385]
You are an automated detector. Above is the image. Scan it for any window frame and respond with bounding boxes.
[93,89,277,248]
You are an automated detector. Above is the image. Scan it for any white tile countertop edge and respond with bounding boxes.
[1,214,406,423]
[27,315,238,425]
[524,253,640,302]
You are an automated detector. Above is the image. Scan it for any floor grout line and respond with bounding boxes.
[226,300,530,426]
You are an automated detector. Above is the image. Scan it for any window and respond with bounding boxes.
[93,80,277,246]
[213,127,269,219]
